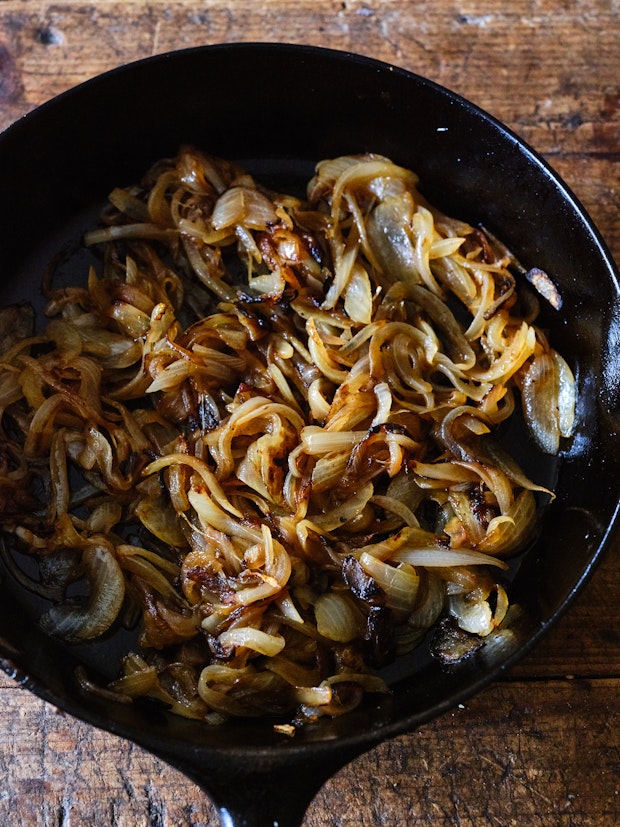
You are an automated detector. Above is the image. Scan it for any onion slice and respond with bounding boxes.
[39,542,125,641]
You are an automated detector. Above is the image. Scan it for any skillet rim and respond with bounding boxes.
[0,41,619,763]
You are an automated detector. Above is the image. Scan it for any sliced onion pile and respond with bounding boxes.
[0,149,575,727]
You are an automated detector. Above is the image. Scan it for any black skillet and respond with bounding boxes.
[0,43,619,827]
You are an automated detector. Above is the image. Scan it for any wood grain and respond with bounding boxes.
[0,1,619,825]
[0,1,618,148]
[1,674,618,826]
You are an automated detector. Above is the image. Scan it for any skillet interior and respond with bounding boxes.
[0,43,618,824]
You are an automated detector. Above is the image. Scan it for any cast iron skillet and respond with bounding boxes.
[0,43,618,827]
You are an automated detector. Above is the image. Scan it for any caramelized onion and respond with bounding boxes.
[314,592,365,643]
[39,542,125,641]
[517,347,576,454]
[0,148,575,725]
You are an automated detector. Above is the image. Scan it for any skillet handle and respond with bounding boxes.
[169,748,362,827]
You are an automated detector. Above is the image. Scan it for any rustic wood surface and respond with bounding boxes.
[0,1,619,825]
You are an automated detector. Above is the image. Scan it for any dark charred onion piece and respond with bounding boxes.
[342,555,385,605]
[365,606,397,667]
[525,268,563,311]
[430,616,485,665]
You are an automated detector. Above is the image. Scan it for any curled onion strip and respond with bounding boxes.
[39,542,125,641]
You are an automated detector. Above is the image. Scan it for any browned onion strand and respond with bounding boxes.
[0,149,575,727]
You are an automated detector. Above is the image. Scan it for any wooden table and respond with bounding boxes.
[0,2,619,825]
